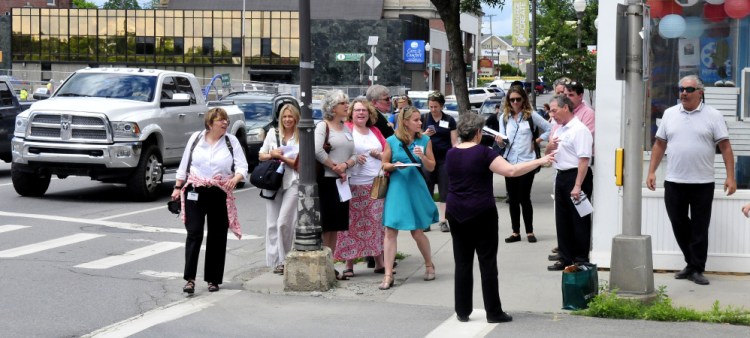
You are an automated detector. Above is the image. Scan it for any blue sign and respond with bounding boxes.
[403,40,425,64]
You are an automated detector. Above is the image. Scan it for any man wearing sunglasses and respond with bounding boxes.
[366,85,395,139]
[646,75,736,286]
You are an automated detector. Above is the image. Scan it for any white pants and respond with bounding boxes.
[264,183,299,267]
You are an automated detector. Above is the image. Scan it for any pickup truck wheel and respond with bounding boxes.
[128,145,163,201]
[11,163,51,197]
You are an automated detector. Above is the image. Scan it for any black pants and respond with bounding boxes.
[183,185,229,284]
[505,170,536,234]
[554,168,593,266]
[664,181,714,273]
[447,208,504,319]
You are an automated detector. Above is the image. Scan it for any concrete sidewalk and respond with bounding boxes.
[244,167,750,314]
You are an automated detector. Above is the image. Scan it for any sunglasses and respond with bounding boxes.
[508,97,523,103]
[679,86,698,93]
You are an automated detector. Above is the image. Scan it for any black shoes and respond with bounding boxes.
[548,254,561,261]
[440,221,450,232]
[527,234,537,243]
[487,312,513,323]
[365,256,376,269]
[687,272,710,285]
[674,266,693,279]
[551,247,559,253]
[505,234,521,243]
[547,261,565,271]
[457,315,469,322]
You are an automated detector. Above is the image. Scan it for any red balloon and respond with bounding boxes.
[704,3,728,22]
[725,0,750,19]
[648,0,683,18]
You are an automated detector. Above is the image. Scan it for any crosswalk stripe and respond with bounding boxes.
[425,309,495,338]
[75,241,184,269]
[139,270,183,279]
[0,224,31,234]
[83,290,241,338]
[0,233,105,258]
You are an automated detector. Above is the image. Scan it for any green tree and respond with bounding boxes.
[535,0,598,92]
[72,0,98,9]
[141,0,160,9]
[431,0,505,114]
[102,0,141,9]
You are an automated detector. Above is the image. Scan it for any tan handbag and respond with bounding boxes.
[370,167,389,199]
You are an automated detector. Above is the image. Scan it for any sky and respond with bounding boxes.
[481,3,513,37]
[89,1,514,36]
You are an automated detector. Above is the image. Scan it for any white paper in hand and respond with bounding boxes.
[336,178,352,202]
[571,192,593,217]
[482,126,507,139]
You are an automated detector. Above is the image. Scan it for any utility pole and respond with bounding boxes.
[284,0,336,292]
[530,0,537,108]
[485,14,496,76]
[609,0,656,301]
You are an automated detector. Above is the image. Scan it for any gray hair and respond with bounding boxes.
[679,75,704,89]
[365,84,389,102]
[550,95,574,112]
[456,112,485,142]
[322,90,349,120]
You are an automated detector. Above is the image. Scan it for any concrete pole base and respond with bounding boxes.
[283,247,336,292]
[609,235,656,299]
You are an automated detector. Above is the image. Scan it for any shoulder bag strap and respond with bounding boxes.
[400,141,427,181]
[186,131,202,176]
[527,114,541,158]
[224,134,235,173]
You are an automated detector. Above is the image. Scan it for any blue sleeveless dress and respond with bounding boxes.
[383,135,439,230]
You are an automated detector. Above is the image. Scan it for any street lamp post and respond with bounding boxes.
[574,0,587,49]
[467,46,474,88]
[241,0,245,84]
[425,42,432,91]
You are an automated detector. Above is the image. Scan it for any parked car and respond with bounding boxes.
[0,78,33,163]
[11,67,246,200]
[220,91,299,171]
[467,87,496,108]
[478,95,505,120]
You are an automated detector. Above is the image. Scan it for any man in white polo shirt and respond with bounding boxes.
[545,95,593,271]
[647,75,736,286]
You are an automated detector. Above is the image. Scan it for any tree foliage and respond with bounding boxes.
[431,0,505,114]
[535,0,598,91]
[72,0,98,9]
[102,0,141,9]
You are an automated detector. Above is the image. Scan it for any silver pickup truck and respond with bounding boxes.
[11,68,246,200]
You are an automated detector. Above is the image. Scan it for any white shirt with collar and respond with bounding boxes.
[552,116,593,171]
[655,102,728,183]
[176,131,249,182]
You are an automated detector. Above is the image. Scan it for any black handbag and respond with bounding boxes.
[167,199,181,215]
[250,129,284,199]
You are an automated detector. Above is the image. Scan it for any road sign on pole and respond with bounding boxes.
[366,56,380,70]
[336,53,365,61]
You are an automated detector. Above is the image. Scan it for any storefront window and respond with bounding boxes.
[648,1,750,187]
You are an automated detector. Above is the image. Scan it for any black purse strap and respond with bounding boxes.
[400,141,427,181]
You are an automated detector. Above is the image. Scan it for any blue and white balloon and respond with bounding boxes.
[658,14,686,39]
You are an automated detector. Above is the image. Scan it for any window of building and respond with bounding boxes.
[261,38,271,57]
[202,37,213,56]
[47,0,55,6]
[136,37,155,55]
[231,38,242,57]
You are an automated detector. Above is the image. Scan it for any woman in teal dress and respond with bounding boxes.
[379,106,439,290]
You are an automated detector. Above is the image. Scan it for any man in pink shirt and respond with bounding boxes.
[564,81,595,137]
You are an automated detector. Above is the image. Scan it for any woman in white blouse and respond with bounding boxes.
[171,107,248,294]
[258,104,301,275]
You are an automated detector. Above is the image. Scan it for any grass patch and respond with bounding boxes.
[574,285,750,326]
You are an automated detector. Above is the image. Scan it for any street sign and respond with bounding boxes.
[368,76,378,81]
[335,53,365,62]
[366,56,380,70]
[428,63,441,69]
[221,73,231,84]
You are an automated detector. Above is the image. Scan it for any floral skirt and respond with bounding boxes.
[334,183,385,260]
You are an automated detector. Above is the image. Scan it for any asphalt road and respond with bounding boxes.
[0,161,270,337]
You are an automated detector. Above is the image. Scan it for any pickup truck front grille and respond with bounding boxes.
[28,113,111,143]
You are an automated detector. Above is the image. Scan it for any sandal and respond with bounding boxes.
[208,283,220,292]
[424,264,436,281]
[342,268,355,278]
[334,270,350,281]
[183,280,195,294]
[378,274,394,290]
[273,265,284,275]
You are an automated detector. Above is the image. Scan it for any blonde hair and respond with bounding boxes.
[395,106,423,144]
[277,103,300,144]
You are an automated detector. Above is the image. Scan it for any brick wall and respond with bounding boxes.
[1,0,73,15]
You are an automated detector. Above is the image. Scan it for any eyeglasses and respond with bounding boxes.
[379,96,391,102]
[352,108,369,112]
[508,97,523,103]
[679,86,698,93]
[428,92,443,99]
